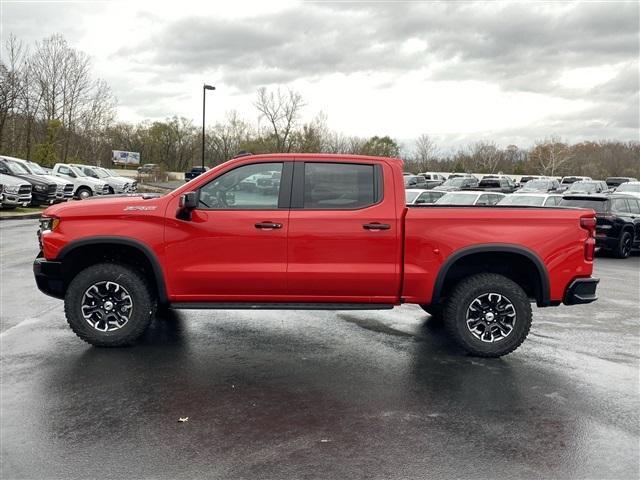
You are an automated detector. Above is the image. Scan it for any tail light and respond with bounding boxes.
[580,215,596,261]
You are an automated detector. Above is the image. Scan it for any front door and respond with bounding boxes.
[286,161,400,303]
[164,161,292,302]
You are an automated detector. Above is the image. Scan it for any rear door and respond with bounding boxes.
[286,160,400,303]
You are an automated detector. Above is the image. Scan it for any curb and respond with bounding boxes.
[0,212,42,221]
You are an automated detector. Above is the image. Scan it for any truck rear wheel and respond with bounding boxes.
[64,263,155,347]
[443,273,532,357]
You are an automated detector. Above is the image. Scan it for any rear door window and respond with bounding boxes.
[302,163,378,209]
[611,198,631,213]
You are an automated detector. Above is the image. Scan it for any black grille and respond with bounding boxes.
[19,185,32,194]
[64,184,74,193]
[47,184,57,193]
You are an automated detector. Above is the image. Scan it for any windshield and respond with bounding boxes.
[559,198,607,213]
[4,160,31,175]
[69,166,88,177]
[436,193,477,205]
[405,191,421,203]
[522,180,549,189]
[91,168,110,178]
[568,181,597,192]
[616,183,640,193]
[28,162,46,175]
[442,178,465,187]
[498,195,545,206]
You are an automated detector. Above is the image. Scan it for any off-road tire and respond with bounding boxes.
[444,273,532,357]
[615,231,632,259]
[64,263,155,347]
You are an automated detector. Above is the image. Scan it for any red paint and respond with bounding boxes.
[42,153,595,306]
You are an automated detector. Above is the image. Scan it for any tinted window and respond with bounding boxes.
[304,163,376,209]
[198,163,283,209]
[559,199,608,213]
[479,179,500,188]
[611,198,631,213]
[627,198,640,214]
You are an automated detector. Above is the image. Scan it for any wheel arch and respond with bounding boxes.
[431,244,550,307]
[57,237,168,304]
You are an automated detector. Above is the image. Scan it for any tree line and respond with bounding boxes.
[1,33,638,178]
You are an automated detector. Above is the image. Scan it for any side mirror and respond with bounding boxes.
[177,191,198,220]
[179,191,198,209]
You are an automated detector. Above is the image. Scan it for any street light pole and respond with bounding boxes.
[202,84,216,170]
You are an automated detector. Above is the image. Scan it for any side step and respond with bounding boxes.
[170,302,395,311]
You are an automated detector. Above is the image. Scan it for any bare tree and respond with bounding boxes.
[0,35,27,151]
[413,133,439,172]
[254,87,305,152]
[470,141,502,173]
[529,136,572,176]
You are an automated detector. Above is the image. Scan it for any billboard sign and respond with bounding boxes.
[112,150,141,165]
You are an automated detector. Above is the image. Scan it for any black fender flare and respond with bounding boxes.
[431,244,550,306]
[57,236,168,304]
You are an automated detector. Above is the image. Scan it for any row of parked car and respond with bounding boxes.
[405,173,640,259]
[0,155,137,209]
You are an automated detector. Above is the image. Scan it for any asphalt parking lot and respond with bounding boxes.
[1,219,639,479]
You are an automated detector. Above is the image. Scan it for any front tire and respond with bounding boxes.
[443,273,532,357]
[64,263,155,347]
[77,187,92,199]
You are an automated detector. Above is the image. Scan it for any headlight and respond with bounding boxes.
[5,185,19,193]
[39,216,60,232]
[35,184,46,192]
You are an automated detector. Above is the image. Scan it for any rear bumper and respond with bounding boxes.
[563,277,599,305]
[33,256,64,299]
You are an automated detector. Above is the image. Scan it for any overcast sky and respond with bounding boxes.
[2,1,639,150]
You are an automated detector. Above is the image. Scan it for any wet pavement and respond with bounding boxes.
[1,219,639,479]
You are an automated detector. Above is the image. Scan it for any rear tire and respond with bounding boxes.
[615,231,632,259]
[443,273,532,357]
[64,263,155,347]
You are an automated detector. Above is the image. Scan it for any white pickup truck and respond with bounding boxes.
[52,163,110,199]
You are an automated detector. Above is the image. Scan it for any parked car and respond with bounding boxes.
[565,180,609,194]
[497,193,562,207]
[517,178,561,193]
[52,163,110,199]
[95,167,137,192]
[185,166,210,181]
[560,193,640,258]
[403,175,427,188]
[475,177,518,193]
[417,172,446,189]
[0,173,32,209]
[605,177,638,188]
[34,153,598,358]
[614,181,640,198]
[447,173,477,180]
[73,164,131,194]
[0,157,58,205]
[405,188,446,205]
[5,156,74,201]
[435,190,505,206]
[137,164,159,174]
[519,175,543,184]
[559,176,592,192]
[434,176,479,191]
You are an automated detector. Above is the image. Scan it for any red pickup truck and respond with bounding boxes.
[34,153,599,357]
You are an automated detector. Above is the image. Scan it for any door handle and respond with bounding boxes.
[363,222,391,231]
[255,222,282,229]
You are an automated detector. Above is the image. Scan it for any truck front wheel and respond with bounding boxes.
[64,263,155,347]
[443,273,532,357]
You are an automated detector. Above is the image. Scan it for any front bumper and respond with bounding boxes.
[564,278,599,305]
[2,193,32,207]
[32,191,58,205]
[33,256,65,299]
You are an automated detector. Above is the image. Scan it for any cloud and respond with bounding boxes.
[2,0,638,146]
